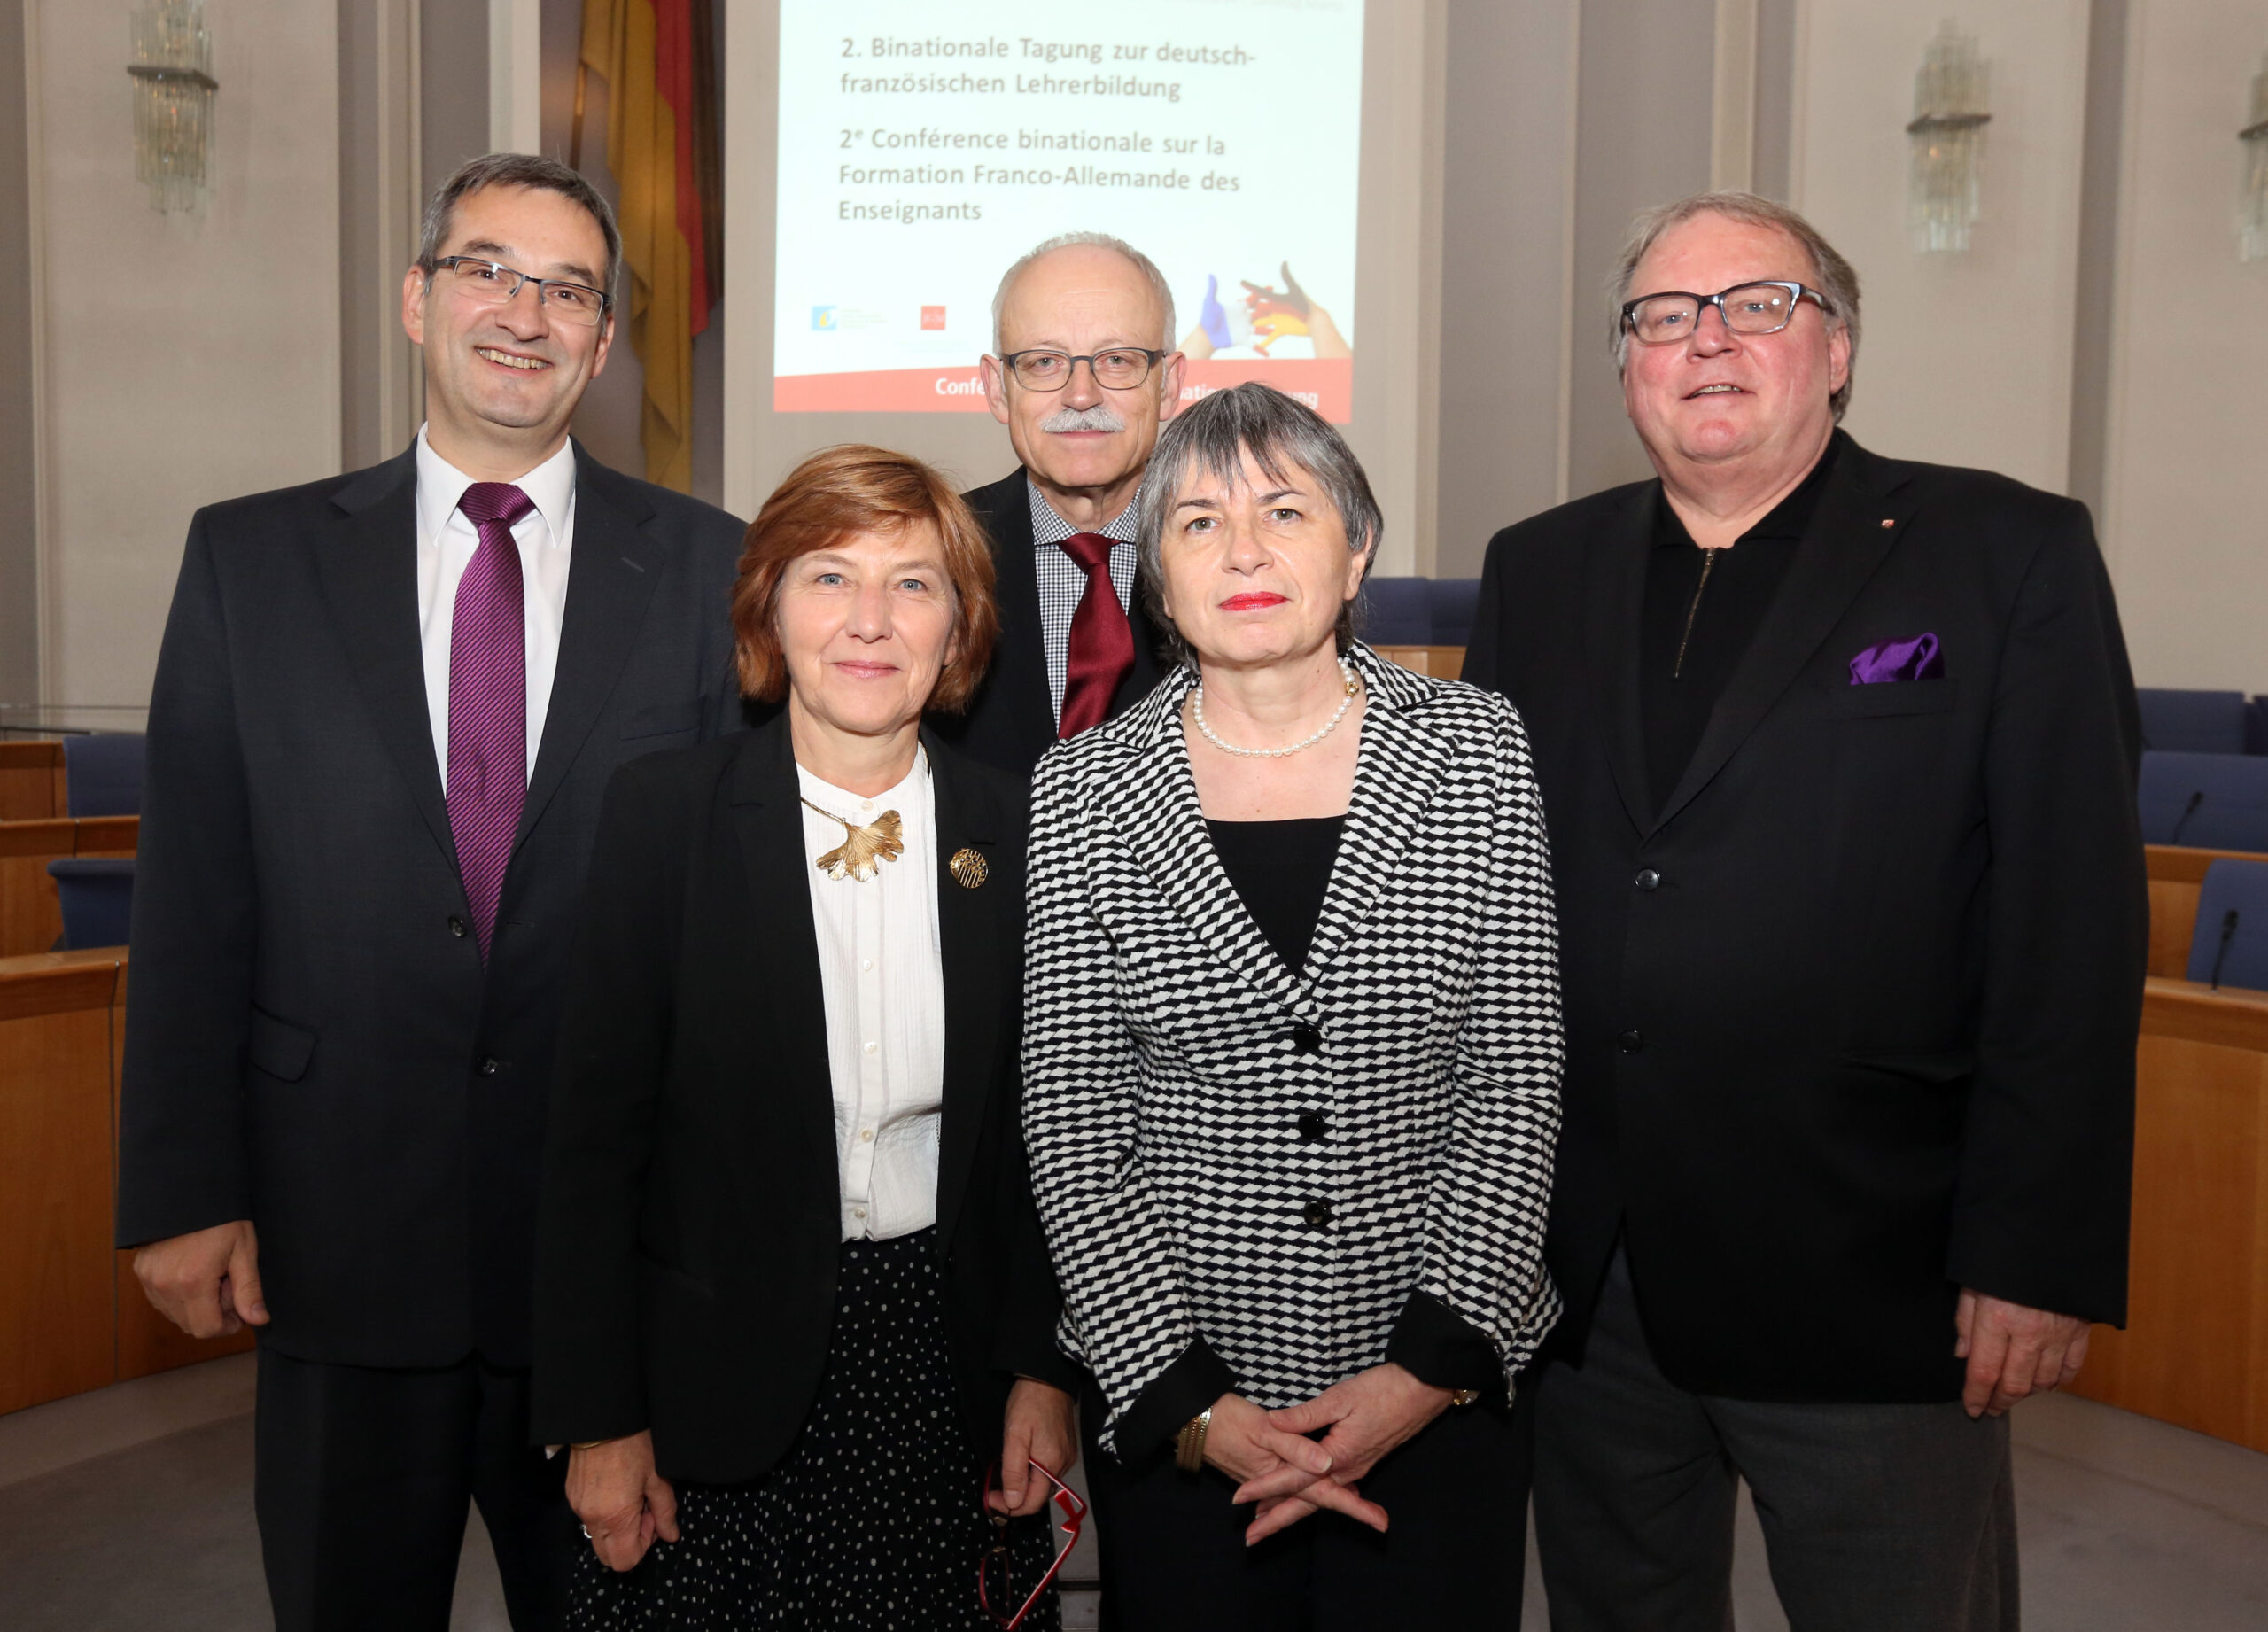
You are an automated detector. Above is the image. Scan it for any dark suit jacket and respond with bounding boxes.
[115,442,744,1371]
[527,718,1075,1483]
[927,469,1169,777]
[1463,436,2147,1403]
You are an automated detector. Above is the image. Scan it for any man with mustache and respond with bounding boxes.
[116,154,744,1632]
[1464,191,2147,1630]
[933,233,1184,773]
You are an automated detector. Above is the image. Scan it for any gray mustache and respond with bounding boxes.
[1037,404,1126,433]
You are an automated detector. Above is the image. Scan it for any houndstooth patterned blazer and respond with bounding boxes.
[1022,642,1564,1452]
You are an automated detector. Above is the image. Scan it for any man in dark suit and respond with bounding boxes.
[1464,192,2147,1631]
[932,232,1182,775]
[116,154,744,1632]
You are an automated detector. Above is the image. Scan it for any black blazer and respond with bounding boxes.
[115,443,744,1370]
[528,718,1076,1484]
[927,469,1168,777]
[1463,436,2147,1403]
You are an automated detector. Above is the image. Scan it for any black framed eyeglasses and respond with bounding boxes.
[428,256,610,327]
[1619,280,1828,346]
[996,347,1164,391]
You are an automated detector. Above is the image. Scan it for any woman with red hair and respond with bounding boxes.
[532,445,1079,1629]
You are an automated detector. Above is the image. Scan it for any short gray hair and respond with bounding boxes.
[990,231,1177,354]
[1137,382,1380,664]
[1609,190,1862,421]
[416,153,624,307]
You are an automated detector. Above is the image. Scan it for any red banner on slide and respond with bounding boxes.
[773,358,1355,424]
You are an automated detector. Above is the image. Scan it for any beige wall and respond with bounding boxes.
[0,0,38,706]
[2098,0,2268,690]
[1790,0,2094,494]
[27,0,341,708]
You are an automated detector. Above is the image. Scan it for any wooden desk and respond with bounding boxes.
[2067,977,2268,1453]
[0,742,64,820]
[2143,843,2268,979]
[0,947,251,1419]
[1371,645,1466,681]
[0,815,141,959]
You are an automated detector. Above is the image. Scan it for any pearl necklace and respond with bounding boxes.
[1192,657,1362,758]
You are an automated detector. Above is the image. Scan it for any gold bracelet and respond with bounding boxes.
[1174,1407,1213,1473]
[569,1440,610,1451]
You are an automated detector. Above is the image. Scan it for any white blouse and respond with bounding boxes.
[796,750,947,1241]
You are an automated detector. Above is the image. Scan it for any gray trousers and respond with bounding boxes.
[1531,1247,2017,1632]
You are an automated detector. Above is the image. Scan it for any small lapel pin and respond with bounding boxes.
[1880,517,1895,529]
[949,847,989,889]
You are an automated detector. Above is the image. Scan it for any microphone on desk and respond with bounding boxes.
[2169,789,2206,845]
[2210,908,2240,991]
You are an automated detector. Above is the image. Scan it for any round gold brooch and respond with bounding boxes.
[949,847,989,889]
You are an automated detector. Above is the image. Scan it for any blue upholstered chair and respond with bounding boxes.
[1428,578,1480,649]
[47,858,136,951]
[2137,751,2268,850]
[1361,577,1433,645]
[62,732,146,818]
[2247,697,2268,757]
[2135,688,2247,756]
[2186,859,2268,991]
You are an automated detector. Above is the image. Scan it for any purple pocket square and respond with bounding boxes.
[1849,633,1944,685]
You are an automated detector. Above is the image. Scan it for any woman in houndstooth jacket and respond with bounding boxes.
[1021,383,1565,1628]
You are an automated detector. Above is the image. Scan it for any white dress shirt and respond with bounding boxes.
[797,750,947,1240]
[1027,478,1140,725]
[415,427,578,784]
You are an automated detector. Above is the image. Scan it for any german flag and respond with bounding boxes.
[575,0,721,493]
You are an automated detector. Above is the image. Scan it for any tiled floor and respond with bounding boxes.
[4,1356,2264,1629]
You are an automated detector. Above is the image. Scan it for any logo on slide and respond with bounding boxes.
[812,306,837,331]
[920,306,946,331]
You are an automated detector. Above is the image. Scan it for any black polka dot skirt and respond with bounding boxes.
[567,1228,1063,1631]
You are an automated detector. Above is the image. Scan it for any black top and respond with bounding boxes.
[529,717,1076,1482]
[1640,431,1845,815]
[1207,815,1345,972]
[1461,432,2148,1403]
[113,440,747,1371]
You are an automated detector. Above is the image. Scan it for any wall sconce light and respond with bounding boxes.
[1907,21,1991,253]
[2241,53,2268,263]
[127,0,218,214]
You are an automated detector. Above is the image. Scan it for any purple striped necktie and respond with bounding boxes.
[447,481,534,960]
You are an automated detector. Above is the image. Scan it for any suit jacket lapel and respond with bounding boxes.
[315,447,462,876]
[928,737,1004,1249]
[974,475,1061,758]
[1301,649,1449,985]
[1651,441,1918,833]
[1114,681,1307,1014]
[726,719,839,1211]
[1586,487,1657,836]
[517,447,666,845]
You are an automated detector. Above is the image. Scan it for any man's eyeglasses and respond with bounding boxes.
[996,348,1164,391]
[1620,280,1828,346]
[978,1459,1088,1629]
[427,256,610,328]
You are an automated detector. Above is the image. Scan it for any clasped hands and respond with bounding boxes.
[1202,1362,1451,1546]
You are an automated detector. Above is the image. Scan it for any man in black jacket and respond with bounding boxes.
[1464,192,2146,1631]
[933,232,1180,775]
[116,155,744,1632]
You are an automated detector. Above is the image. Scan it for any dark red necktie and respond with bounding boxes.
[447,481,533,960]
[1057,532,1134,738]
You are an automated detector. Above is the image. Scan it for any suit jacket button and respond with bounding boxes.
[447,915,469,937]
[1634,868,1661,892]
[1617,1030,1643,1053]
[1290,1022,1323,1054]
[1302,1200,1333,1227]
[478,1057,501,1076]
[1297,1111,1327,1143]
